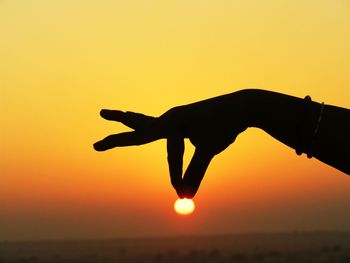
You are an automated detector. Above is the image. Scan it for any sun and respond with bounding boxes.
[174,198,195,215]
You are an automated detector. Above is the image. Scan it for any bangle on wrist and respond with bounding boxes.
[307,101,325,158]
[295,96,325,158]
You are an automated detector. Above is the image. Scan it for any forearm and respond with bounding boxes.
[240,89,350,175]
[311,104,350,174]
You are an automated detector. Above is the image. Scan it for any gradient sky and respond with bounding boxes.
[1,0,350,240]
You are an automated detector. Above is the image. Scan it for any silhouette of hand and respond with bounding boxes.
[94,89,350,187]
[94,95,248,198]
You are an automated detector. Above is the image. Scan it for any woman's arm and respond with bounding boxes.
[242,89,350,175]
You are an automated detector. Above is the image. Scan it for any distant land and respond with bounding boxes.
[1,231,350,263]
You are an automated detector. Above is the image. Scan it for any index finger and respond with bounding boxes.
[167,136,185,198]
[100,109,156,130]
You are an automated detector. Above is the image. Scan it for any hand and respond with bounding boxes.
[93,93,248,198]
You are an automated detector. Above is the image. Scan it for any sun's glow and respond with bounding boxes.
[174,198,195,215]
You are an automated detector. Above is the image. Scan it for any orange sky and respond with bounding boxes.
[1,0,350,240]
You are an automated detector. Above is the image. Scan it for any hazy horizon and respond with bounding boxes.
[2,230,350,243]
[1,232,350,263]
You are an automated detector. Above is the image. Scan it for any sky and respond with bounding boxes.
[1,0,350,241]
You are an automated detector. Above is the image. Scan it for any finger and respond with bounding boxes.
[167,136,185,198]
[100,109,156,130]
[182,148,214,198]
[93,131,157,151]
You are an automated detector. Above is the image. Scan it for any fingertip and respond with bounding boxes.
[100,109,111,118]
[174,184,196,199]
[171,180,185,198]
[176,190,186,199]
[183,186,197,199]
[93,141,107,151]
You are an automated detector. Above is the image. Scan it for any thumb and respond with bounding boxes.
[167,136,185,198]
[182,148,214,198]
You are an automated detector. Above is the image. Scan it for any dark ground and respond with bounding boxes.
[1,231,349,263]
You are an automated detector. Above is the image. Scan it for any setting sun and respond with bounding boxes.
[174,198,195,215]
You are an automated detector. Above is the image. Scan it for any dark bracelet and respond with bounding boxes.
[295,95,312,156]
[295,96,325,158]
[307,102,325,158]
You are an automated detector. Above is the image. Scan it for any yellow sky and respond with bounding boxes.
[1,0,350,240]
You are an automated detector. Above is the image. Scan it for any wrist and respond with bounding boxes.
[230,89,270,129]
[240,89,322,151]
